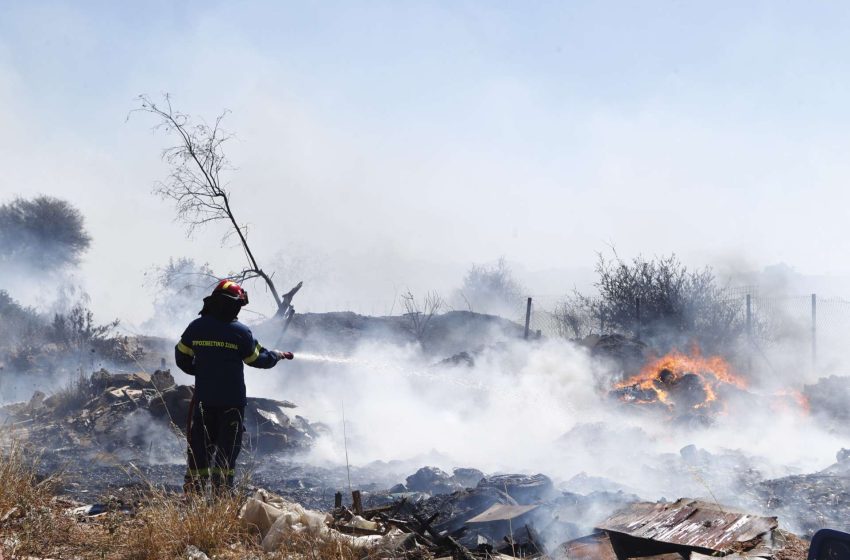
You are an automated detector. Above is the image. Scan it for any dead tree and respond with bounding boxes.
[134,94,302,326]
[400,290,443,346]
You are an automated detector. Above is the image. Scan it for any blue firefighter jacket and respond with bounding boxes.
[174,315,280,406]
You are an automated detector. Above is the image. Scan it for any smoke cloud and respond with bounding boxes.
[244,330,842,508]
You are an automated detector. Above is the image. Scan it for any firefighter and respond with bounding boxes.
[174,279,294,492]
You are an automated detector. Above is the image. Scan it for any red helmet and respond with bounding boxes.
[211,280,249,306]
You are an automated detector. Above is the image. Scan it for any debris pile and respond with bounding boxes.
[1,368,327,459]
[268,483,811,559]
[325,472,638,558]
[326,488,541,558]
[753,448,850,538]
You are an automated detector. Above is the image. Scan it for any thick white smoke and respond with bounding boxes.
[245,332,845,504]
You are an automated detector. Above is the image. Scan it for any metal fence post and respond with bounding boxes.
[635,296,641,340]
[746,294,752,373]
[524,297,532,340]
[812,293,817,374]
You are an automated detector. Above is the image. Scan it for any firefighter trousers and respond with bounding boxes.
[185,402,245,492]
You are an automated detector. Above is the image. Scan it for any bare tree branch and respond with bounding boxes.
[133,94,301,320]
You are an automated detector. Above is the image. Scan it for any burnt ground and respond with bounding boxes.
[39,451,403,511]
[28,434,850,540]
[6,384,850,558]
[5,315,850,556]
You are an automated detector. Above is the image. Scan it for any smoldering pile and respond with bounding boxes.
[1,368,328,463]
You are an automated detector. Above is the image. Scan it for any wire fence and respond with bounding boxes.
[511,290,850,378]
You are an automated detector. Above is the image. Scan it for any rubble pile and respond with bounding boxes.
[335,471,639,557]
[753,449,850,538]
[327,486,547,558]
[0,368,327,460]
[320,487,810,559]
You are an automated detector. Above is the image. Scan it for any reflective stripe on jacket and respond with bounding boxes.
[174,315,279,406]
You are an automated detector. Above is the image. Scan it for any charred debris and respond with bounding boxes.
[239,482,809,559]
[1,367,326,459]
[0,365,827,559]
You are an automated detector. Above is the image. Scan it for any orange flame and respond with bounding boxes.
[615,348,747,410]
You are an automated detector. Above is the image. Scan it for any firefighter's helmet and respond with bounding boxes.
[211,280,249,306]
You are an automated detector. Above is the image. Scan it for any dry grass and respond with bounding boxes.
[120,489,255,560]
[0,445,379,559]
[0,441,48,515]
[120,487,375,560]
[0,440,88,557]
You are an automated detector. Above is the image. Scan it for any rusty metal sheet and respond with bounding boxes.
[557,532,618,560]
[597,499,777,555]
[465,504,538,524]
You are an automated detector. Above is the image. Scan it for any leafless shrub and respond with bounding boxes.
[51,305,119,349]
[400,290,444,346]
[148,257,218,298]
[456,257,523,316]
[50,304,144,364]
[143,257,218,331]
[552,295,598,339]
[571,253,746,352]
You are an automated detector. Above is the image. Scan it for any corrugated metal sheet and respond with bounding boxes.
[465,504,539,524]
[597,499,777,554]
[558,532,618,560]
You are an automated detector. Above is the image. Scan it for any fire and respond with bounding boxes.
[613,348,747,412]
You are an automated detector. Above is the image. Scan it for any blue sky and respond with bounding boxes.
[2,1,850,323]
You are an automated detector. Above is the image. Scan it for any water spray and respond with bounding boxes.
[294,352,356,365]
[291,350,578,416]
